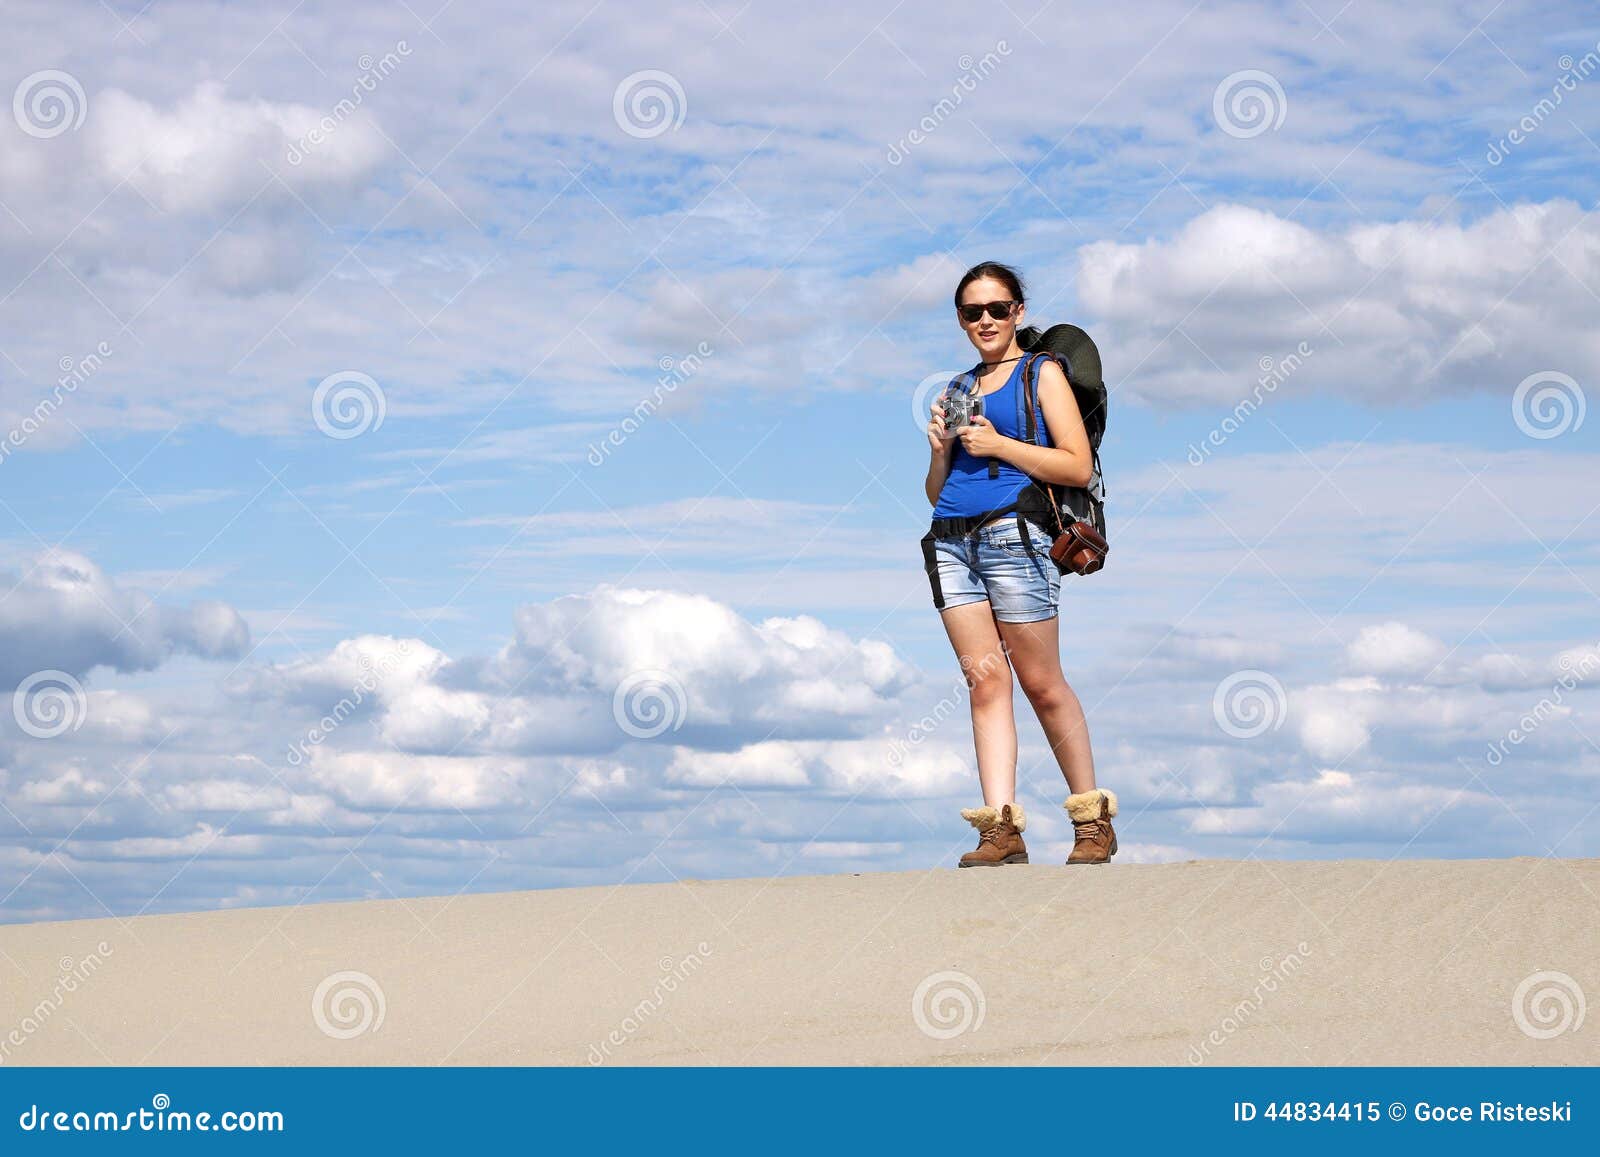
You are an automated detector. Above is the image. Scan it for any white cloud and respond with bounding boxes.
[1185,770,1488,845]
[799,841,903,858]
[1297,682,1376,762]
[235,635,445,703]
[494,585,913,736]
[0,549,250,687]
[16,764,109,805]
[665,734,970,798]
[666,743,812,789]
[89,81,388,214]
[1345,621,1447,678]
[79,690,168,744]
[303,748,528,811]
[1079,200,1600,405]
[223,588,916,764]
[1099,842,1198,864]
[161,778,291,813]
[379,683,495,753]
[68,825,271,861]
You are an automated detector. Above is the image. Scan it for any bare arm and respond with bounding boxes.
[924,393,956,506]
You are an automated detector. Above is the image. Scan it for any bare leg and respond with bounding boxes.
[937,600,1017,806]
[996,616,1097,795]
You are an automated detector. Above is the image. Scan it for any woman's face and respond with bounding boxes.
[957,276,1024,360]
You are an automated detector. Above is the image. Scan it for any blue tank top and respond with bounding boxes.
[932,355,1049,518]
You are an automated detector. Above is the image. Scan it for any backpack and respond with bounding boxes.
[1016,323,1109,545]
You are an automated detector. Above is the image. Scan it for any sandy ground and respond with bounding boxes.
[2,857,1596,1066]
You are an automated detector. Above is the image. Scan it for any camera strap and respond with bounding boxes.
[955,362,1008,480]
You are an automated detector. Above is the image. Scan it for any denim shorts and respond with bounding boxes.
[925,517,1061,622]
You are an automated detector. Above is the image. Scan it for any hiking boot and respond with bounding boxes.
[958,802,1029,867]
[1064,788,1118,865]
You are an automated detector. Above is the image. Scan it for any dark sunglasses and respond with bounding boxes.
[956,300,1019,323]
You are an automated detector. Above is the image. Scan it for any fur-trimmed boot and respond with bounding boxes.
[1064,788,1118,865]
[958,802,1028,867]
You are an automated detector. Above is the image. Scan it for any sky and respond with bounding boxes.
[1,0,1598,923]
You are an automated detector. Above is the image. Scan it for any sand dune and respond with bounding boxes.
[2,857,1596,1066]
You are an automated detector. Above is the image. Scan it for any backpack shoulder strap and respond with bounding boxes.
[1025,349,1108,503]
[1017,352,1067,538]
[1020,350,1059,447]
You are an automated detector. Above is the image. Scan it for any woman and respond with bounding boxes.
[920,261,1118,867]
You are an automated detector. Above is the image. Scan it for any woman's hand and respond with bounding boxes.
[957,414,1009,459]
[926,394,953,455]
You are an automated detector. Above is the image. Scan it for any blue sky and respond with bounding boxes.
[1,0,1598,922]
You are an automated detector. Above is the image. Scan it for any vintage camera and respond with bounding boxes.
[940,386,983,435]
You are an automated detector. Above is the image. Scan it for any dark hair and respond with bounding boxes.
[953,261,1026,307]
